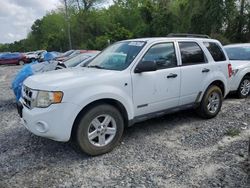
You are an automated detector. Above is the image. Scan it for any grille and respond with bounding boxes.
[22,85,36,109]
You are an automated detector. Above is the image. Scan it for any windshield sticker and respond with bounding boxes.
[128,42,144,46]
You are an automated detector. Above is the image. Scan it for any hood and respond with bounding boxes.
[24,67,119,90]
[230,60,250,70]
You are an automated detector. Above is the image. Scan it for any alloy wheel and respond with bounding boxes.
[240,79,250,96]
[207,92,220,113]
[87,114,117,147]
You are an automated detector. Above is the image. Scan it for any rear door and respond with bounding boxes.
[178,41,213,105]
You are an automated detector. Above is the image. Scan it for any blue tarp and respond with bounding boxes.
[43,52,58,61]
[12,52,60,101]
[12,62,37,101]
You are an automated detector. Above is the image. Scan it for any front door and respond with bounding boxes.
[132,42,181,117]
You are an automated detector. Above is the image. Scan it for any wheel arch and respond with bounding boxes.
[208,80,225,97]
[243,72,250,78]
[71,98,129,140]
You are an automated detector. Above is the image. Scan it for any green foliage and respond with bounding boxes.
[1,0,250,52]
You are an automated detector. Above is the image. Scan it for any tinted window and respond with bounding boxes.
[142,43,177,69]
[204,42,226,61]
[179,42,206,65]
[225,46,250,61]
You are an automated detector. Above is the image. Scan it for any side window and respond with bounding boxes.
[142,43,177,69]
[204,42,226,62]
[179,42,206,65]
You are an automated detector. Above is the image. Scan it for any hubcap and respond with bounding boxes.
[207,92,220,113]
[240,79,250,96]
[19,61,24,65]
[87,114,117,147]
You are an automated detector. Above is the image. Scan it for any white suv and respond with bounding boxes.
[18,36,232,155]
[224,44,250,98]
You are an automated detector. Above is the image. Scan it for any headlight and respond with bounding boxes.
[36,91,63,108]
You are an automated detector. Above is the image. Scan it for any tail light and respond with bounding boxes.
[228,64,233,78]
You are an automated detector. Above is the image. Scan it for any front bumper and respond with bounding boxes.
[19,99,79,142]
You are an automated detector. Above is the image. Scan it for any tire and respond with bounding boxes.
[74,104,124,156]
[18,60,24,66]
[237,76,250,98]
[196,85,223,119]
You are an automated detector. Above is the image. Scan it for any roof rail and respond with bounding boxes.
[167,33,211,39]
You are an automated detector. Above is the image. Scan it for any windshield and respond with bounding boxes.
[225,46,250,60]
[61,50,74,57]
[88,41,146,71]
[64,54,90,67]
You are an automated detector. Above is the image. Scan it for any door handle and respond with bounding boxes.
[167,73,178,78]
[202,68,210,73]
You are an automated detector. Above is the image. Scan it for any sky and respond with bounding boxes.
[0,0,61,44]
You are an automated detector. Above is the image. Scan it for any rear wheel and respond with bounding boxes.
[196,85,223,119]
[237,76,250,98]
[74,104,124,156]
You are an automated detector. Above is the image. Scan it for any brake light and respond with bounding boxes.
[228,64,233,78]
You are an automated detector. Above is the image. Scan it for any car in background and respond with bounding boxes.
[55,50,75,61]
[224,44,250,98]
[0,52,27,65]
[56,50,98,62]
[25,50,47,63]
[0,52,10,56]
[56,51,100,69]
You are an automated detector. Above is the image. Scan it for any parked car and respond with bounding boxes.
[0,52,27,65]
[25,50,47,63]
[57,51,100,69]
[55,50,75,61]
[56,50,98,62]
[18,35,232,156]
[224,44,250,98]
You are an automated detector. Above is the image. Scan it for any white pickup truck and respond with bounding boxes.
[18,36,232,155]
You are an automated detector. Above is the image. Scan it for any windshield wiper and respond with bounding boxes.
[87,65,106,69]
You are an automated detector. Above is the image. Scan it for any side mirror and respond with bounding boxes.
[134,61,157,73]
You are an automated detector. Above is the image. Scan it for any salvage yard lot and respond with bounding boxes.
[0,65,249,187]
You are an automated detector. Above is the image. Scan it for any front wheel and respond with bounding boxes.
[196,85,223,119]
[237,76,250,98]
[74,104,124,156]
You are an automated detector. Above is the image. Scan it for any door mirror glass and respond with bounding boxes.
[134,61,157,73]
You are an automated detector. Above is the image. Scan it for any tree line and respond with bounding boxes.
[1,0,250,52]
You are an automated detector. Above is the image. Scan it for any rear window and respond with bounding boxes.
[204,42,226,62]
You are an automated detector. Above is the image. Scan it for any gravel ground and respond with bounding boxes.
[0,65,249,188]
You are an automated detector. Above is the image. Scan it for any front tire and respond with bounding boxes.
[74,104,124,156]
[237,76,250,98]
[196,85,223,119]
